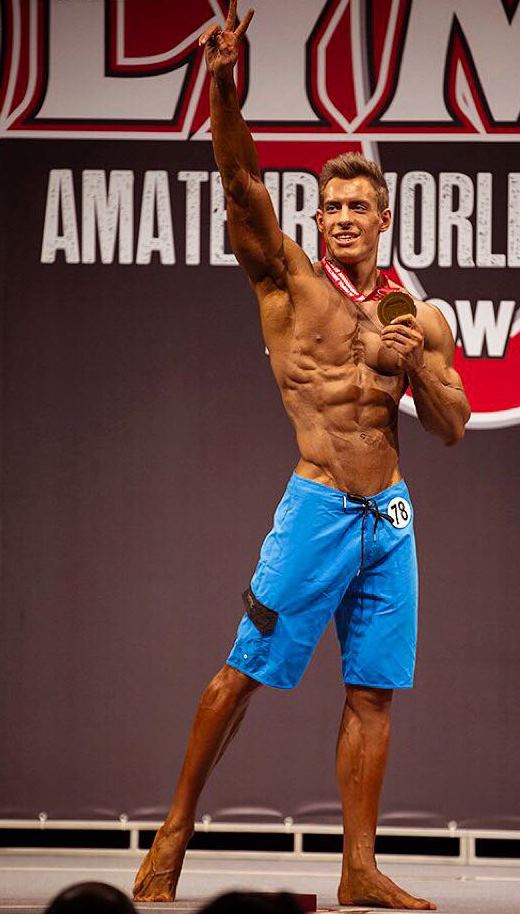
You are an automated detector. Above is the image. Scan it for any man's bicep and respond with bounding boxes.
[424,307,466,391]
[226,173,287,286]
[424,348,465,391]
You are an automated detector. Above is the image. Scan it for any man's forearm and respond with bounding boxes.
[210,72,259,195]
[407,364,470,445]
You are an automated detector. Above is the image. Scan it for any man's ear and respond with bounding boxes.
[379,208,392,234]
[316,209,324,234]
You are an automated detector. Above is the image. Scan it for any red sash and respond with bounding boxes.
[321,257,394,302]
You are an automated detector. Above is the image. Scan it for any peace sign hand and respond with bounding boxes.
[199,0,254,76]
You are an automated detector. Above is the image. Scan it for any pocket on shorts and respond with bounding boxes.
[242,586,278,635]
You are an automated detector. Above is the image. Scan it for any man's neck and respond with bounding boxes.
[332,257,379,296]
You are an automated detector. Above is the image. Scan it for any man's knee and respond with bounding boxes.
[345,684,393,720]
[222,664,261,697]
[201,665,261,709]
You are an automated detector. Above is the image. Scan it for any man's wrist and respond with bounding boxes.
[407,360,428,381]
[212,69,235,90]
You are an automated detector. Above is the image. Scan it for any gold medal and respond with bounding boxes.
[377,291,417,326]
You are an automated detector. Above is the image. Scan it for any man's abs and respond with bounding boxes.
[259,268,407,496]
[273,354,405,497]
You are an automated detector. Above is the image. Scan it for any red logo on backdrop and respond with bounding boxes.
[1,0,519,429]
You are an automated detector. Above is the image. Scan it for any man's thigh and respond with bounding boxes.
[335,510,418,690]
[227,474,361,689]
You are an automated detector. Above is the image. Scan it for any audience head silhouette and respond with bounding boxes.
[45,882,137,914]
[196,891,304,914]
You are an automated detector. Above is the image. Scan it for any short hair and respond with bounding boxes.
[197,891,305,914]
[45,882,136,914]
[318,152,389,212]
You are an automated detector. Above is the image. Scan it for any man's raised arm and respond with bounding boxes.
[199,2,287,288]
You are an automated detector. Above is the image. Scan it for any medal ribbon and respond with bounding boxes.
[321,257,394,302]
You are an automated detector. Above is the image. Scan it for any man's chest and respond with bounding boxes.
[291,292,403,378]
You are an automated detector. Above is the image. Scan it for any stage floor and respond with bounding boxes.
[1,852,519,914]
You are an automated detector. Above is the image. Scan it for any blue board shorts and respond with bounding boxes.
[227,473,418,690]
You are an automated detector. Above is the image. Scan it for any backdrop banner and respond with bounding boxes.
[0,0,518,824]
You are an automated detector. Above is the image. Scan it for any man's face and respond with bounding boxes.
[316,176,391,266]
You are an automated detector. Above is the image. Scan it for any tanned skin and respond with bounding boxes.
[133,2,470,909]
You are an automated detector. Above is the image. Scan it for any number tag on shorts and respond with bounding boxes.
[387,496,411,528]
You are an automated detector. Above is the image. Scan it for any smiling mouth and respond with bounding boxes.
[333,233,358,242]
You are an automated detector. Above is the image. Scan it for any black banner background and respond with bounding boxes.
[0,138,518,822]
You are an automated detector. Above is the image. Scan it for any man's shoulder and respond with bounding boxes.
[414,299,454,352]
[415,298,447,328]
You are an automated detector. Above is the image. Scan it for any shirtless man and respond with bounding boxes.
[133,3,470,909]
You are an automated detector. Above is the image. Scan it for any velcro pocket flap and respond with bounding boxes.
[242,586,278,635]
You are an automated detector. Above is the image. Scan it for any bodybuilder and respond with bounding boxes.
[134,3,470,909]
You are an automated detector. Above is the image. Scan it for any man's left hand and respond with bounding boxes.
[381,314,425,371]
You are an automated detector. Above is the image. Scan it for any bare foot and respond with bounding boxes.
[338,866,437,910]
[133,822,194,902]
